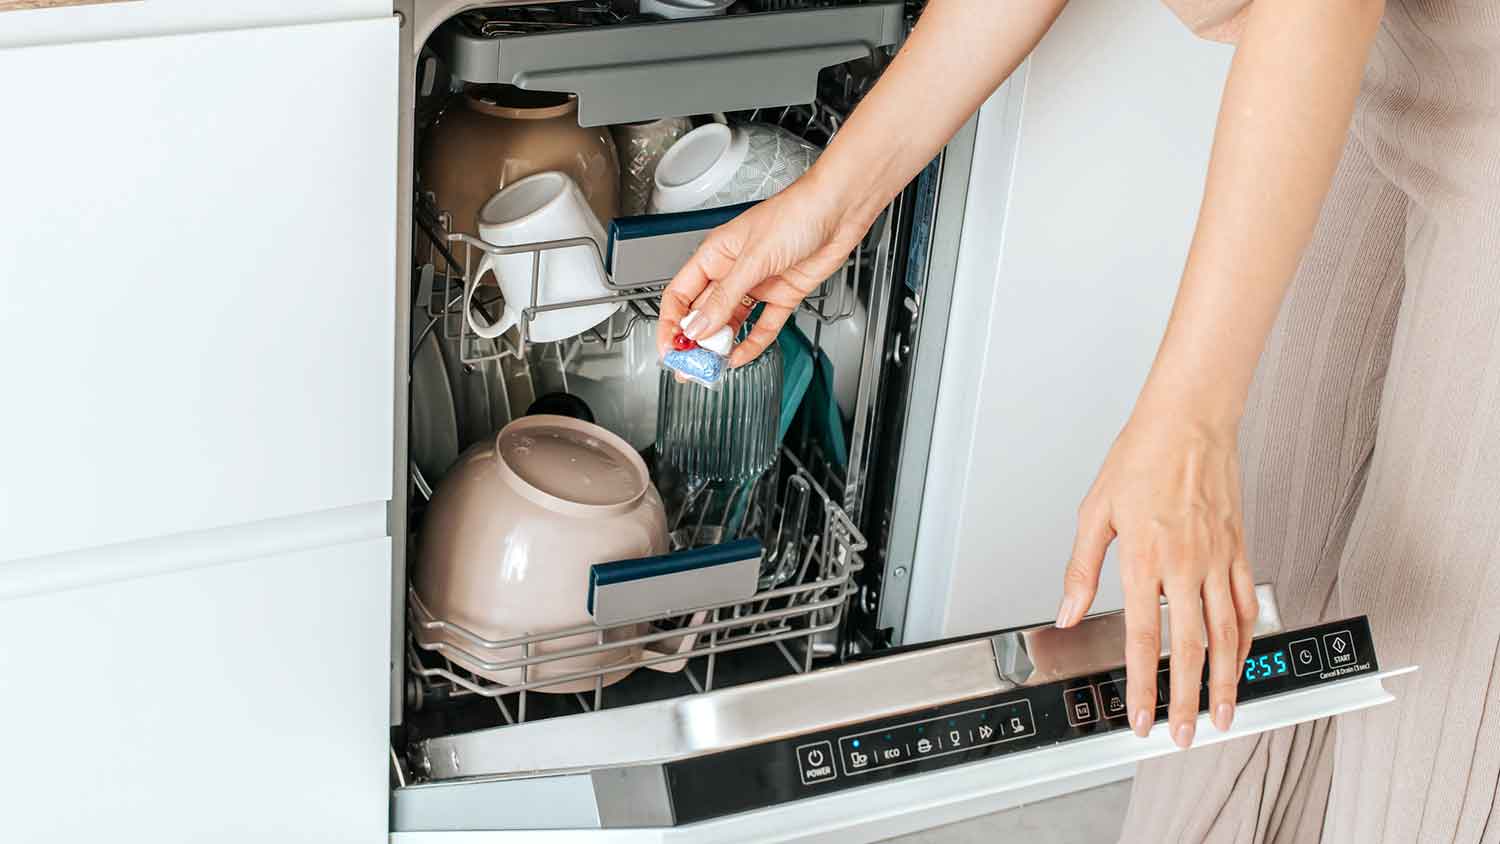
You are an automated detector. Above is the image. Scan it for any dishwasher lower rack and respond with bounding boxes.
[403,448,865,728]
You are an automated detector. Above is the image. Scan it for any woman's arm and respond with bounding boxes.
[658,0,1069,362]
[1059,0,1385,748]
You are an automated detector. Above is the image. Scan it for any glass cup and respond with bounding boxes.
[656,336,782,484]
[656,337,783,544]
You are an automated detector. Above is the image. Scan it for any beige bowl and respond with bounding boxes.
[418,85,620,275]
[413,415,668,692]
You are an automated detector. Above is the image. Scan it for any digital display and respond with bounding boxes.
[1244,649,1289,682]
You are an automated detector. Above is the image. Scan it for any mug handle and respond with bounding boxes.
[465,253,519,340]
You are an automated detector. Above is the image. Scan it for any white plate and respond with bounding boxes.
[410,328,460,484]
[795,281,866,421]
[447,304,513,449]
[467,305,528,427]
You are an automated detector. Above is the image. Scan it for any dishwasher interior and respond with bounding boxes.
[392,0,952,786]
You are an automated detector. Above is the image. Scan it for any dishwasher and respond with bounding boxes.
[386,2,1412,839]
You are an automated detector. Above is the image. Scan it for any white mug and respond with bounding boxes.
[466,171,621,343]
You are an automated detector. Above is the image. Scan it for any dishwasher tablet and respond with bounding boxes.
[661,325,734,389]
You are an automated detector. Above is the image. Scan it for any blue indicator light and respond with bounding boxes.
[851,739,860,748]
[884,734,893,741]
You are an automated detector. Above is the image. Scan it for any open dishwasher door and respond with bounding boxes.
[390,585,1412,841]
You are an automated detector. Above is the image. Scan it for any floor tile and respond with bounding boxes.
[881,780,1132,844]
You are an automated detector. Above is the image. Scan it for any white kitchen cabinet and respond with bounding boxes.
[0,16,399,564]
[0,0,392,49]
[0,537,392,844]
[908,0,1233,640]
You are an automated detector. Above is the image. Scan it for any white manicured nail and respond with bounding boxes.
[1055,596,1077,628]
[681,310,704,339]
[1174,723,1194,748]
[1133,709,1152,736]
[1215,703,1234,731]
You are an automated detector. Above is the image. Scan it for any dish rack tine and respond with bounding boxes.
[705,606,719,692]
[518,641,529,724]
[682,663,705,695]
[493,694,515,726]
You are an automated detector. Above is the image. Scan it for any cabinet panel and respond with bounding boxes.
[0,0,391,49]
[908,0,1232,640]
[0,18,398,563]
[0,538,391,843]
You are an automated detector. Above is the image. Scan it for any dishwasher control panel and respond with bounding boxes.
[664,616,1379,824]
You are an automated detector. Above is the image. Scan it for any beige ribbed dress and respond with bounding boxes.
[1124,1,1500,841]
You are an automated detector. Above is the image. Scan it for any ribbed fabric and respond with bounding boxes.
[1122,2,1500,842]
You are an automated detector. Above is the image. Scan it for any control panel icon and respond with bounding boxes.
[1099,680,1128,719]
[1289,637,1323,677]
[838,699,1035,778]
[796,741,837,786]
[1064,685,1099,726]
[1323,630,1357,668]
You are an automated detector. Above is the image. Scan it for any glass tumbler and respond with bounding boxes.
[656,336,783,484]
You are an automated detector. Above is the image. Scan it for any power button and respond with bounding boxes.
[796,741,837,786]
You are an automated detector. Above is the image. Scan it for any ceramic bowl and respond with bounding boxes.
[413,415,669,692]
[419,85,619,274]
[639,0,734,18]
[648,122,821,214]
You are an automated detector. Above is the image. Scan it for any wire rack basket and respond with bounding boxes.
[410,92,889,363]
[405,448,865,725]
[412,208,881,373]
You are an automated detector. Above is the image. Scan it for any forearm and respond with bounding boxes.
[807,0,1068,227]
[1139,0,1384,426]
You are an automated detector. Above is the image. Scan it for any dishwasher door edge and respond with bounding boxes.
[390,666,1411,840]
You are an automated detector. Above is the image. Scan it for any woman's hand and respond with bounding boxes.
[655,173,871,367]
[1057,404,1259,748]
[1051,0,1382,751]
[655,0,1073,364]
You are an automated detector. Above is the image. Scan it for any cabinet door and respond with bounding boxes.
[0,0,391,50]
[907,0,1231,640]
[0,538,392,844]
[0,17,398,564]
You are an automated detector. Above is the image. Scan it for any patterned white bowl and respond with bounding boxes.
[648,122,821,214]
[639,0,734,18]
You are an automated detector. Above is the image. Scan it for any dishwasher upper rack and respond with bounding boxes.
[414,186,885,372]
[405,448,865,726]
[427,2,904,127]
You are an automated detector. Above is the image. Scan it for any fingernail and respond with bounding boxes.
[1215,703,1233,732]
[680,310,704,339]
[1173,723,1194,748]
[1133,709,1151,737]
[1054,596,1077,628]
